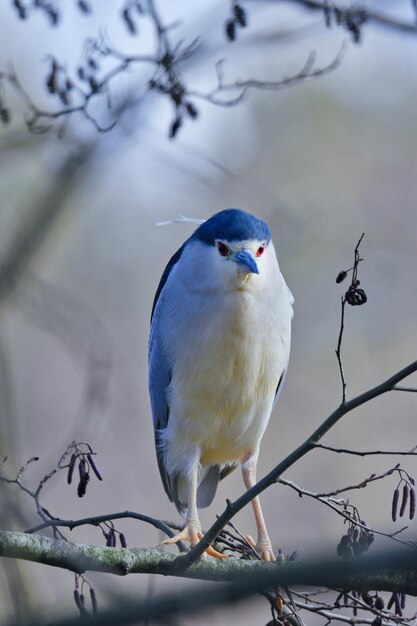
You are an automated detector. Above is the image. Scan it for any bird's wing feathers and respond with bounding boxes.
[150,242,195,511]
[151,240,188,321]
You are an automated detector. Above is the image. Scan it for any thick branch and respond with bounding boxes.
[2,530,417,593]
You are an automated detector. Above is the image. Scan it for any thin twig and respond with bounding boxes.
[314,444,417,457]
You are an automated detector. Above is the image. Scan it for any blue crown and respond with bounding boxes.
[194,209,271,246]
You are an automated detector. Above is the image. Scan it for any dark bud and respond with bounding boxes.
[233,3,247,27]
[345,287,367,306]
[372,618,382,626]
[87,453,103,481]
[399,483,410,517]
[387,592,396,611]
[119,532,127,548]
[77,66,86,80]
[185,102,198,119]
[89,77,99,93]
[134,2,144,15]
[336,270,347,283]
[77,0,91,14]
[170,89,183,107]
[106,528,116,547]
[77,472,90,498]
[394,592,402,616]
[0,108,11,125]
[87,57,98,70]
[169,116,182,139]
[350,24,361,44]
[161,53,173,69]
[122,8,137,35]
[67,453,76,484]
[225,19,236,41]
[409,487,416,519]
[361,592,373,607]
[90,588,98,614]
[392,487,400,522]
[374,596,384,611]
[324,4,331,28]
[58,90,69,106]
[401,593,406,610]
[13,0,27,19]
[47,9,59,26]
[74,590,88,616]
[79,593,85,606]
[65,79,73,91]
[337,540,352,559]
[78,457,87,480]
[46,72,57,95]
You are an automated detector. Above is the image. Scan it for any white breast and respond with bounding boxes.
[157,240,293,476]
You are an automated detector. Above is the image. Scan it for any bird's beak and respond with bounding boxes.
[234,249,259,274]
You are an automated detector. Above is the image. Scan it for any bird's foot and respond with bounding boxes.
[246,534,276,561]
[161,527,228,559]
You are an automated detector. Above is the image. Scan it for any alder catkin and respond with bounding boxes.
[392,487,400,522]
[409,487,416,519]
[67,454,76,484]
[399,483,409,517]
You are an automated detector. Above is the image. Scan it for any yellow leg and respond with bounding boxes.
[242,454,275,561]
[161,467,227,559]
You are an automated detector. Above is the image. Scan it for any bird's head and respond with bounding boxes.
[181,209,277,293]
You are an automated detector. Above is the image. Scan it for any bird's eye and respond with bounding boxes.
[256,246,265,257]
[217,242,229,257]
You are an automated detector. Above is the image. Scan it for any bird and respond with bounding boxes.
[148,208,293,560]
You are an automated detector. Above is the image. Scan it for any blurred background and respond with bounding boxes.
[0,1,416,624]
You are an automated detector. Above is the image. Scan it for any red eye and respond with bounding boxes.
[256,246,265,257]
[217,242,229,257]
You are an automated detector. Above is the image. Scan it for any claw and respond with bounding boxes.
[161,528,228,559]
[246,534,275,561]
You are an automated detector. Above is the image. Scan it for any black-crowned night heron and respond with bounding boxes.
[148,208,293,560]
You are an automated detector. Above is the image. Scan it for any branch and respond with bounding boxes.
[190,43,347,107]
[3,532,417,626]
[2,530,417,590]
[314,444,417,457]
[285,0,417,36]
[25,511,179,542]
[178,359,417,567]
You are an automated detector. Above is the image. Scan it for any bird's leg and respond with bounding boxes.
[161,467,227,558]
[242,454,275,561]
[162,466,201,546]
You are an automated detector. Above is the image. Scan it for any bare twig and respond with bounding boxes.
[335,233,365,404]
[314,444,417,457]
[189,42,347,106]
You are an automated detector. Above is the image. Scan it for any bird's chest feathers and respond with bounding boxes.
[170,291,281,429]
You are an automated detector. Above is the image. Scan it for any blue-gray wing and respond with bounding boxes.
[149,307,183,510]
[149,243,188,512]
